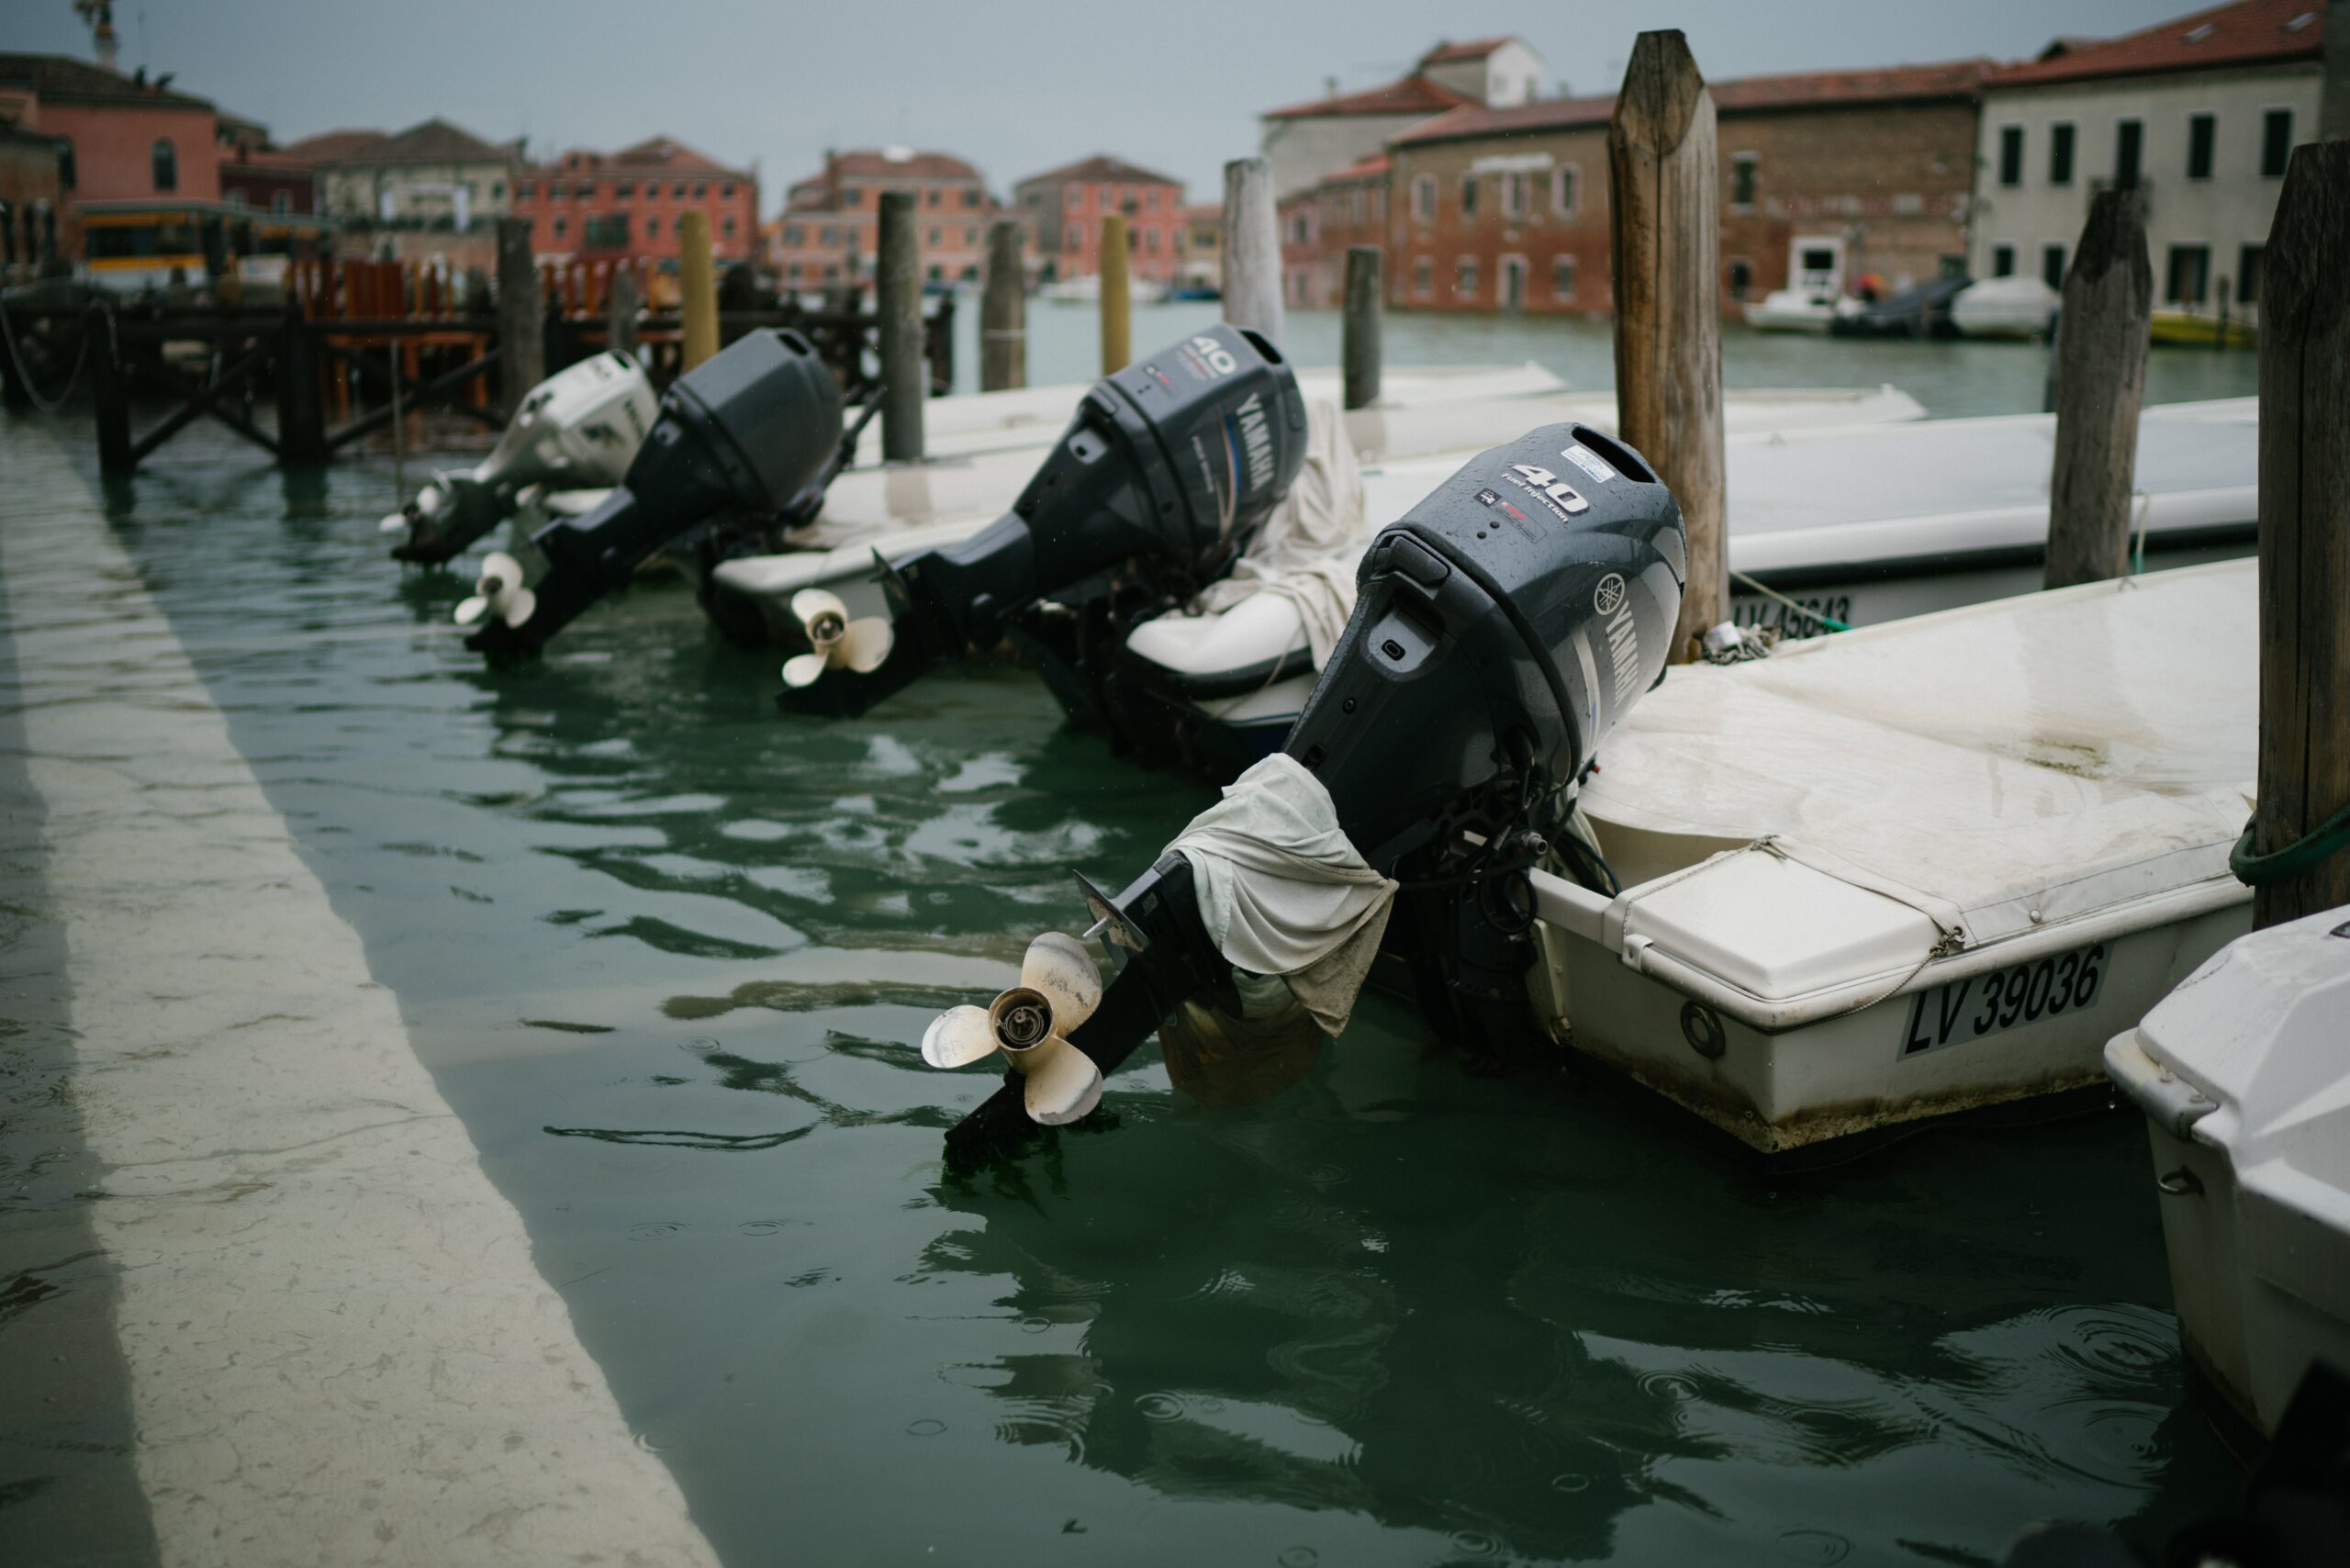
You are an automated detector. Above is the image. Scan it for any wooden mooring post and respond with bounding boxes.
[1609,29,1725,661]
[2247,140,2350,928]
[1222,157,1283,344]
[678,212,718,372]
[605,261,640,358]
[980,219,1025,392]
[86,304,130,476]
[1099,214,1131,375]
[1342,245,1382,409]
[2044,191,2153,589]
[877,190,924,461]
[496,218,543,417]
[274,297,326,464]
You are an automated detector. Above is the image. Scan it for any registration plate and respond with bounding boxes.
[1898,942,2108,1058]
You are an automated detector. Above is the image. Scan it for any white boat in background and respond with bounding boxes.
[1529,560,2257,1162]
[2105,905,2350,1440]
[1037,273,1161,306]
[1743,287,1844,332]
[1952,275,2061,340]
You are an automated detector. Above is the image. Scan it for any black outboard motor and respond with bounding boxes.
[773,324,1307,710]
[462,329,845,662]
[930,423,1686,1160]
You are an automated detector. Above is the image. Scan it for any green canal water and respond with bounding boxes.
[11,322,2259,1565]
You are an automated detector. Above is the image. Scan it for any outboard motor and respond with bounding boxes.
[461,328,845,662]
[383,353,658,565]
[922,424,1687,1158]
[772,324,1307,711]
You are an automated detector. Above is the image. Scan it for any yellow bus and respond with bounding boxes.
[76,199,335,297]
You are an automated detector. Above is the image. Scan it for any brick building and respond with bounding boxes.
[0,119,67,266]
[519,137,757,265]
[218,128,317,215]
[1259,38,1549,202]
[767,148,996,290]
[1384,95,1615,314]
[1011,155,1185,284]
[1175,203,1222,290]
[1712,59,1995,302]
[1279,155,1391,308]
[1370,58,1994,316]
[289,119,518,233]
[0,53,226,226]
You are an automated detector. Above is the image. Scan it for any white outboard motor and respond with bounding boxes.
[382,352,658,565]
[923,423,1688,1164]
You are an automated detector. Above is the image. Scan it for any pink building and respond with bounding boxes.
[517,137,758,266]
[0,52,225,248]
[1010,155,1185,283]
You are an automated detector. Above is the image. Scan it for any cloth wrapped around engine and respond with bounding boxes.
[1182,398,1368,670]
[1167,753,1396,1036]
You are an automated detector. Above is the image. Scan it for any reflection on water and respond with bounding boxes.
[27,408,2245,1566]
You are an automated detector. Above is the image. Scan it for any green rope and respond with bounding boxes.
[2230,801,2350,886]
[1729,568,1852,633]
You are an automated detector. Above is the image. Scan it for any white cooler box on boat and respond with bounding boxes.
[2105,907,2350,1439]
[1526,561,2259,1159]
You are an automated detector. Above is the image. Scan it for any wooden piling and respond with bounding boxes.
[1342,245,1382,410]
[496,218,543,418]
[677,211,718,372]
[274,299,327,465]
[877,190,924,462]
[980,219,1025,392]
[2248,140,2350,928]
[87,304,131,476]
[1609,29,1726,661]
[2044,190,2154,589]
[2323,0,2350,141]
[1099,214,1132,375]
[1221,157,1283,344]
[605,261,640,358]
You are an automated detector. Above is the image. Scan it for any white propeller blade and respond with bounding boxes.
[1021,932,1102,1036]
[914,931,1110,1126]
[921,1004,1000,1069]
[453,551,534,629]
[780,587,895,686]
[1017,1036,1104,1126]
[381,481,446,533]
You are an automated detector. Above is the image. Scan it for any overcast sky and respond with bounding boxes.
[11,0,2182,207]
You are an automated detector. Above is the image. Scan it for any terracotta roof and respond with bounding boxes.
[322,118,513,166]
[1991,0,2322,87]
[1711,57,2001,111]
[1263,73,1472,120]
[1013,153,1181,188]
[1388,94,1615,147]
[0,53,215,111]
[278,128,389,163]
[820,148,982,182]
[1178,203,1222,222]
[1420,37,1516,66]
[1326,154,1391,182]
[604,136,739,173]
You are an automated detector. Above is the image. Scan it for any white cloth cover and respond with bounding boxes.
[1168,753,1397,1036]
[1184,398,1370,670]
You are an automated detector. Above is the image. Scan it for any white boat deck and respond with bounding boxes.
[1529,561,2257,1154]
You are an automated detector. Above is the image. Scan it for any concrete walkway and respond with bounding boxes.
[0,427,720,1567]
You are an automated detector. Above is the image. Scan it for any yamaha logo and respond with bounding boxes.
[1595,574,1628,615]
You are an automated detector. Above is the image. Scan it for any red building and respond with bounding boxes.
[517,137,757,264]
[1279,154,1389,307]
[1010,155,1185,283]
[767,148,1000,289]
[0,52,226,241]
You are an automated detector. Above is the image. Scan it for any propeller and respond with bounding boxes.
[779,588,894,689]
[380,478,449,535]
[452,551,536,630]
[920,932,1105,1125]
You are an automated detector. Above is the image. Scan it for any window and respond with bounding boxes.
[151,138,178,191]
[2165,244,2210,305]
[1726,258,1752,300]
[551,184,567,202]
[1997,126,2023,186]
[225,187,248,207]
[1502,173,1528,220]
[1066,223,1080,248]
[1500,255,1525,308]
[553,217,567,239]
[787,261,800,280]
[2238,242,2265,306]
[576,183,595,199]
[784,225,804,246]
[2114,118,2143,188]
[519,181,536,201]
[927,263,942,280]
[2262,108,2293,176]
[673,183,687,198]
[926,189,940,207]
[692,183,707,197]
[2049,123,2075,185]
[2187,113,2215,180]
[1064,184,1082,208]
[1145,228,1158,252]
[722,183,735,198]
[583,214,630,248]
[1455,256,1477,298]
[645,216,660,239]
[2042,244,2065,290]
[1413,255,1433,297]
[1146,187,1160,209]
[820,225,837,245]
[1552,255,1577,301]
[1460,176,1479,218]
[58,139,74,188]
[963,189,980,207]
[1411,174,1435,223]
[841,185,861,207]
[1731,152,1758,207]
[962,263,979,280]
[1992,243,2015,277]
[272,190,291,215]
[928,227,942,245]
[964,227,976,244]
[615,182,635,201]
[1553,164,1580,217]
[722,217,737,239]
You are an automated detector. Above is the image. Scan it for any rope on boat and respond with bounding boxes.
[1729,567,1852,633]
[2231,800,2350,886]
